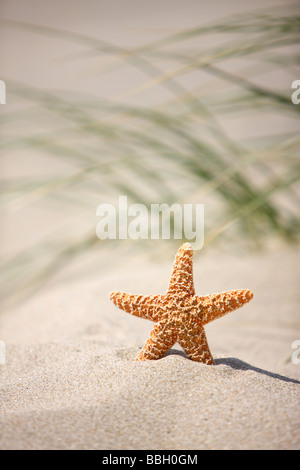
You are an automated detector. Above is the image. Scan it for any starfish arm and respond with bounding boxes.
[196,289,253,324]
[167,243,195,296]
[136,322,177,361]
[178,324,214,365]
[110,291,162,321]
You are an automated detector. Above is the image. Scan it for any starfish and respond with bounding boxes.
[110,243,253,364]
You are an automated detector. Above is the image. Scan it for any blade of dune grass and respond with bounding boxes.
[205,167,300,246]
[3,80,299,218]
[2,80,299,235]
[1,6,299,304]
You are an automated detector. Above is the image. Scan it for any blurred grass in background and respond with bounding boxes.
[0,3,300,305]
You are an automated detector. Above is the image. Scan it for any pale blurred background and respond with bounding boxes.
[0,1,299,374]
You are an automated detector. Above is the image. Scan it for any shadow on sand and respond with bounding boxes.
[214,357,300,385]
[163,348,300,385]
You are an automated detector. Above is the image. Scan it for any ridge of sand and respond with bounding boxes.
[1,247,299,449]
[1,341,299,450]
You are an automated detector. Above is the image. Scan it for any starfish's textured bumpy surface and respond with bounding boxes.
[110,243,253,364]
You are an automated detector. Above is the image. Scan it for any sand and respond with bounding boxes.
[1,0,299,452]
[1,246,300,450]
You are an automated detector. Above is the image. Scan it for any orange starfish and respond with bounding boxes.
[110,243,253,364]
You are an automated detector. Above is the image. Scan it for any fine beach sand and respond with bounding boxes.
[1,245,300,450]
[1,0,300,452]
